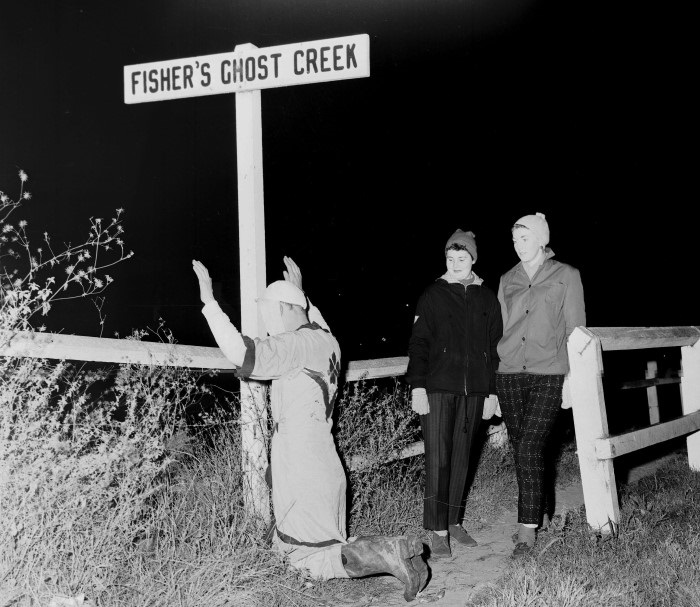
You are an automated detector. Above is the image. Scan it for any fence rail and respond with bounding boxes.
[0,329,235,369]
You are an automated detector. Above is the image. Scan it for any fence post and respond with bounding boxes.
[236,82,271,523]
[239,380,270,521]
[568,327,620,532]
[646,360,660,425]
[680,336,700,471]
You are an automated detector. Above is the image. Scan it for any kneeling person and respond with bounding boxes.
[192,256,428,601]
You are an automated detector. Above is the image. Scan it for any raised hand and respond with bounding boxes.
[192,259,215,304]
[282,255,303,291]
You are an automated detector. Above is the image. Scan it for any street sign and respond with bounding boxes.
[124,33,369,104]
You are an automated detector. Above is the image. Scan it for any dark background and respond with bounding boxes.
[1,0,696,364]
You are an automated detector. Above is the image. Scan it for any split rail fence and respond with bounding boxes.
[2,325,699,532]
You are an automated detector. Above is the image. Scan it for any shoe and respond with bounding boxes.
[341,535,429,601]
[512,542,533,557]
[448,524,478,547]
[430,532,451,558]
[512,524,536,549]
[513,516,550,543]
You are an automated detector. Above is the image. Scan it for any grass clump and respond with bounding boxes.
[335,379,424,538]
[111,418,316,607]
[0,345,214,606]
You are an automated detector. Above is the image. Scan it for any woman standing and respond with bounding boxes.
[407,229,502,558]
[495,213,586,556]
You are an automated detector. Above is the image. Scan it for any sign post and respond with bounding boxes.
[124,34,370,522]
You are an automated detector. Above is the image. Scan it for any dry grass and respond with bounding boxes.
[335,380,424,537]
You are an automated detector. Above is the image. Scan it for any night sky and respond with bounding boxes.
[1,0,695,363]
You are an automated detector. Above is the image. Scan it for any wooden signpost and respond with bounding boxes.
[124,34,370,522]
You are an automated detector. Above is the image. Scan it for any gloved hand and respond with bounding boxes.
[411,388,430,415]
[561,373,572,409]
[483,394,499,419]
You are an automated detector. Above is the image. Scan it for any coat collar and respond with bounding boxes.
[439,271,484,286]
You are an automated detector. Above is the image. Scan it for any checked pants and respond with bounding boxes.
[496,372,564,525]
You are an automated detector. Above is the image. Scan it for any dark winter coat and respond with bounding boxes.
[406,274,503,396]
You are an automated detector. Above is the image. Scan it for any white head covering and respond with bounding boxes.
[514,212,550,247]
[260,281,307,307]
[258,280,307,336]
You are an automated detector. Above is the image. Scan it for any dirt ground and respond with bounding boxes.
[296,479,584,607]
[346,481,586,607]
[329,450,680,607]
[292,444,684,607]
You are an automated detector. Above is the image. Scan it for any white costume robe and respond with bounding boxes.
[202,302,349,579]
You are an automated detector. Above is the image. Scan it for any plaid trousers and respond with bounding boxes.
[496,373,564,525]
[420,392,484,531]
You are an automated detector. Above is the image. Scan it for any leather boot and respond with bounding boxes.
[341,535,429,601]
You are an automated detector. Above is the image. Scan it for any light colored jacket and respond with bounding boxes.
[497,249,585,375]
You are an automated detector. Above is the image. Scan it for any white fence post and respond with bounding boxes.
[236,75,270,524]
[568,327,620,533]
[681,336,700,471]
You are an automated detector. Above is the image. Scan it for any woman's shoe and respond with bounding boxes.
[512,524,536,556]
[430,532,451,558]
[448,524,478,546]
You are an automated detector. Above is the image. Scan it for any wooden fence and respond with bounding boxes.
[2,326,700,532]
[567,326,700,532]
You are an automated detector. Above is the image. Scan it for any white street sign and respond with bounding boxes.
[124,33,369,104]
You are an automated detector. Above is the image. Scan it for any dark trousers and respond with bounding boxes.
[420,392,484,531]
[496,373,564,525]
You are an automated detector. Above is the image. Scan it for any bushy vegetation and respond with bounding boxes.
[0,357,430,606]
[335,379,424,537]
[0,351,215,605]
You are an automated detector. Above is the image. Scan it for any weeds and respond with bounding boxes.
[0,170,133,333]
[0,349,217,605]
[335,379,424,537]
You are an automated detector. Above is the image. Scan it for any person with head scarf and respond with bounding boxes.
[192,256,428,601]
[495,213,586,557]
[406,230,503,559]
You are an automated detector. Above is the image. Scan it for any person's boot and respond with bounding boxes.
[512,525,536,557]
[540,512,551,531]
[430,531,451,558]
[512,513,551,543]
[341,535,429,601]
[449,523,478,547]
